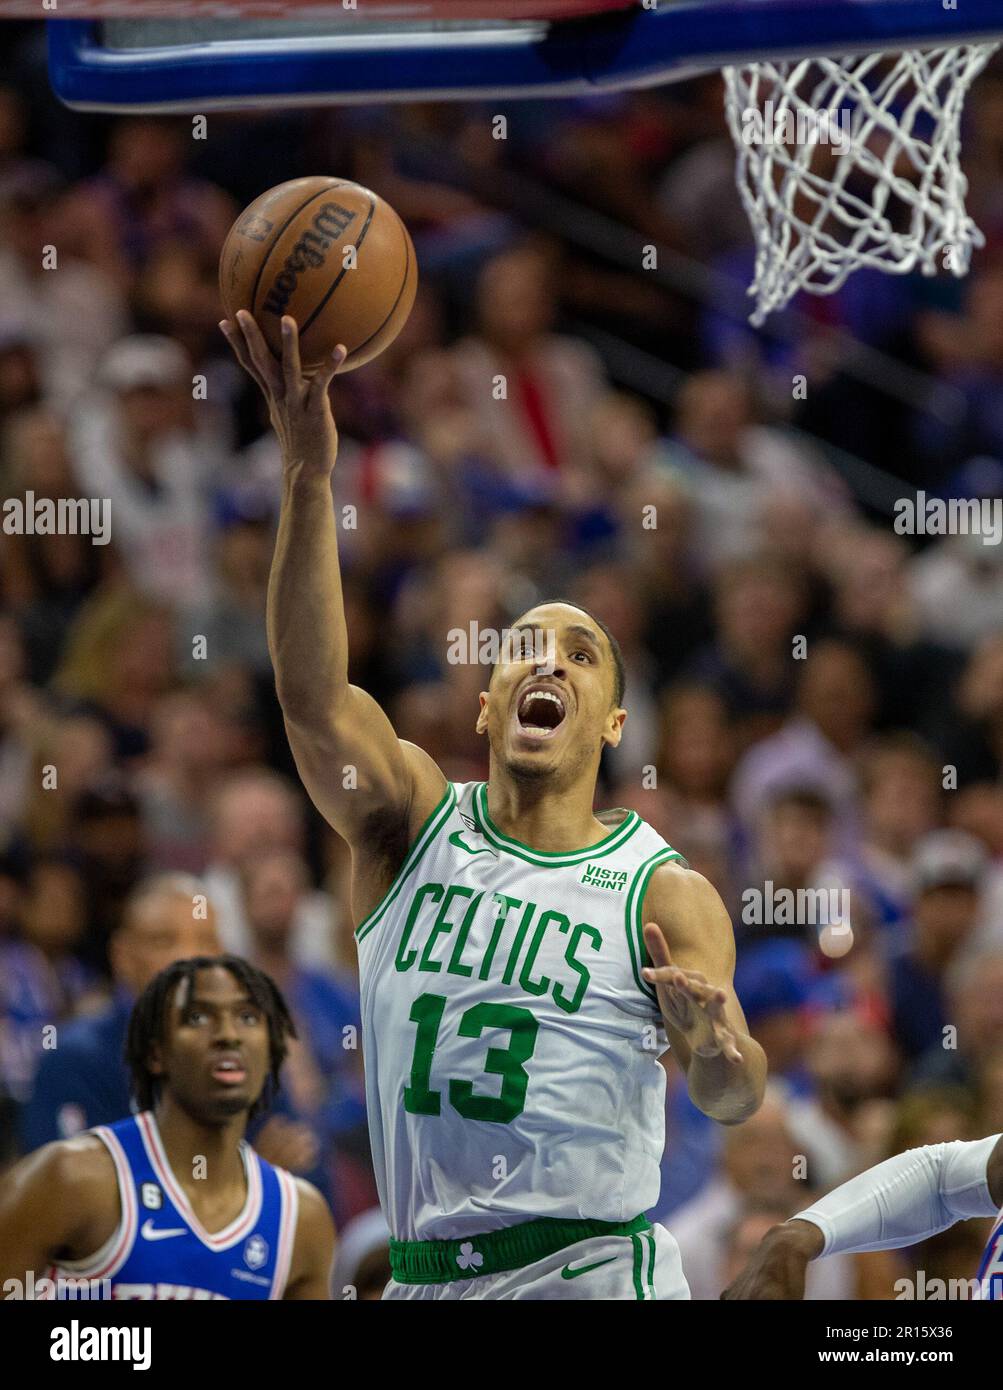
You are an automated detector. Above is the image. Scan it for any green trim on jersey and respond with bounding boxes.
[472,782,641,867]
[389,1213,652,1284]
[624,847,688,1005]
[354,782,457,943]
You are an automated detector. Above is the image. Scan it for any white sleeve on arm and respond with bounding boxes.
[795,1134,1001,1257]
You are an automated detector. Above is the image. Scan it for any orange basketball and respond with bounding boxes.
[218,177,417,374]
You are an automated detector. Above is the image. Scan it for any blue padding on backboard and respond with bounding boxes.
[47,1,1003,112]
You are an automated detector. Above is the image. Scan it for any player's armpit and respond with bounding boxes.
[0,1137,118,1283]
[283,687,447,851]
[283,1179,336,1300]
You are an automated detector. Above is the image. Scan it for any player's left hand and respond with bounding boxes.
[641,922,743,1062]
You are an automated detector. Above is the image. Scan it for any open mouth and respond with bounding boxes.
[210,1059,247,1086]
[515,685,567,740]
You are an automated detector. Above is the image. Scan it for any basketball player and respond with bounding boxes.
[0,956,334,1299]
[722,1132,1003,1300]
[219,309,766,1300]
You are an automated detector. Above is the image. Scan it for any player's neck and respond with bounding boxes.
[153,1097,248,1194]
[485,775,612,854]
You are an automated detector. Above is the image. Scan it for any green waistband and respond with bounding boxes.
[389,1214,652,1284]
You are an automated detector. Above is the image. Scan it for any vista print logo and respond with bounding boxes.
[580,864,628,891]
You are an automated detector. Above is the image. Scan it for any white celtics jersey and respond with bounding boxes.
[356,780,686,1241]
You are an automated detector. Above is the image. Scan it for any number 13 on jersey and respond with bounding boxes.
[404,993,540,1124]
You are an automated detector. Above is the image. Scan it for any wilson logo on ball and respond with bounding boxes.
[262,203,358,318]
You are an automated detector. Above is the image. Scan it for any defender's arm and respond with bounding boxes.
[723,1133,1003,1299]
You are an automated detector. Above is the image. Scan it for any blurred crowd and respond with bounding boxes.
[1,24,1002,1298]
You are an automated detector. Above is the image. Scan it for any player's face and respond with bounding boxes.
[153,966,271,1124]
[478,605,624,780]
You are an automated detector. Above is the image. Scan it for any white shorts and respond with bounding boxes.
[382,1222,689,1301]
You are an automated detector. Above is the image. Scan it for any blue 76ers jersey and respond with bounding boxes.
[977,1210,1003,1301]
[45,1112,299,1299]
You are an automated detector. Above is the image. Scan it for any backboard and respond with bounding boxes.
[44,1,1003,113]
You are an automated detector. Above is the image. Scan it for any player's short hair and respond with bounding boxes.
[124,955,297,1119]
[504,600,626,709]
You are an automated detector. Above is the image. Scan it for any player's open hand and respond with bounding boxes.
[219,311,347,476]
[641,921,743,1062]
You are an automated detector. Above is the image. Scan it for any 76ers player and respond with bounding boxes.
[723,1132,1003,1299]
[0,956,334,1299]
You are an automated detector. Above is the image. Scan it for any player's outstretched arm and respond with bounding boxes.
[283,1178,336,1300]
[722,1133,1003,1300]
[0,1138,119,1287]
[221,312,446,850]
[641,865,766,1125]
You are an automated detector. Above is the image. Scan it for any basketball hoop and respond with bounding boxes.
[723,41,1002,324]
[40,0,1003,327]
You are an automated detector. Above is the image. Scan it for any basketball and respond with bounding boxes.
[218,176,417,373]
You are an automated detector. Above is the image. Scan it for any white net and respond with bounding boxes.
[723,43,1001,324]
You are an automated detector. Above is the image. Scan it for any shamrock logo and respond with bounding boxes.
[456,1242,483,1272]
